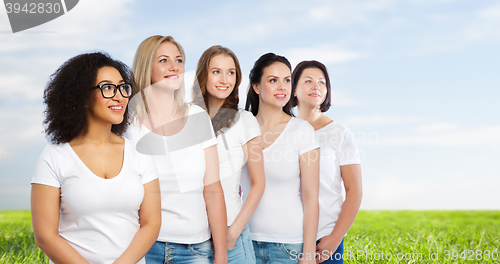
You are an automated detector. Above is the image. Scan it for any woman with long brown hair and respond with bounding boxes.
[192,45,265,264]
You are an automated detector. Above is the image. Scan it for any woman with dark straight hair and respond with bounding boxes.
[243,53,320,264]
[291,60,362,264]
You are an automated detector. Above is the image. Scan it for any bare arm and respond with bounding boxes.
[227,136,265,249]
[31,184,89,264]
[316,164,362,263]
[203,145,228,264]
[113,179,161,264]
[299,148,320,264]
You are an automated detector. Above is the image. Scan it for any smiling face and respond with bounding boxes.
[89,66,128,125]
[151,42,185,90]
[254,62,291,108]
[205,54,237,105]
[294,67,327,109]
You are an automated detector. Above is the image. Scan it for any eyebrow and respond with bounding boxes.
[267,75,291,79]
[303,76,325,80]
[98,79,125,84]
[157,55,182,59]
[210,67,236,71]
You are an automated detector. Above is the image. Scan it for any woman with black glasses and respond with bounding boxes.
[31,52,161,264]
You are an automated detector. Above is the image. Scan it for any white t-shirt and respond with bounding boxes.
[241,117,319,243]
[217,109,261,226]
[316,121,360,239]
[31,138,158,264]
[125,104,217,244]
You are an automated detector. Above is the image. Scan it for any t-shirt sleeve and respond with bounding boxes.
[338,127,361,165]
[141,155,159,184]
[298,120,320,155]
[31,145,61,188]
[238,110,261,145]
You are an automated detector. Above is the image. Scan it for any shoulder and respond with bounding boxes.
[290,117,315,132]
[188,103,207,115]
[40,143,68,159]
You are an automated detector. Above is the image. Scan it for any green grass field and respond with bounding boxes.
[1,210,499,263]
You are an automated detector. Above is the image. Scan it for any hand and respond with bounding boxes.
[298,258,316,264]
[226,226,239,250]
[315,235,342,263]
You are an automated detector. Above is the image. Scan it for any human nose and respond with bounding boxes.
[112,87,125,101]
[220,73,228,84]
[168,61,178,72]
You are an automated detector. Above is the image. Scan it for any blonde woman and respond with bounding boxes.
[291,60,362,264]
[126,36,228,264]
[244,53,320,264]
[192,45,265,263]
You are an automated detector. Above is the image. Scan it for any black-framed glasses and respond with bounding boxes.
[94,83,132,98]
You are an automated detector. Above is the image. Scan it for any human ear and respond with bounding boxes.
[252,83,260,95]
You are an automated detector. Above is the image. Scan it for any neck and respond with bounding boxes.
[74,116,113,144]
[256,99,286,126]
[207,95,225,119]
[147,85,179,126]
[297,103,322,124]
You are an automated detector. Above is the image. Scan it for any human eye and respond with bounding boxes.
[159,58,167,63]
[319,81,325,85]
[212,70,220,74]
[305,80,311,83]
[228,71,235,75]
[176,58,183,63]
[270,79,276,83]
[101,84,112,90]
[284,78,291,83]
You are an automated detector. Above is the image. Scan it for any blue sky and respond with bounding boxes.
[0,0,499,209]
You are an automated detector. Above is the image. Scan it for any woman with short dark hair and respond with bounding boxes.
[291,60,362,264]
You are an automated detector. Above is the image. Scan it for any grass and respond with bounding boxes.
[0,211,47,263]
[344,211,500,263]
[0,210,499,263]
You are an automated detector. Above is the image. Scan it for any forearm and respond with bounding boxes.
[327,188,362,241]
[204,182,228,261]
[113,222,160,264]
[229,180,264,237]
[302,197,319,255]
[36,235,89,264]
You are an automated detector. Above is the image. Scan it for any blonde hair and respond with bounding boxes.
[131,35,187,124]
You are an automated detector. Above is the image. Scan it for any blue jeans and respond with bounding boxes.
[228,226,256,264]
[317,238,344,264]
[252,241,303,264]
[146,239,213,264]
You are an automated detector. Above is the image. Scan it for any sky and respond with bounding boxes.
[0,0,499,210]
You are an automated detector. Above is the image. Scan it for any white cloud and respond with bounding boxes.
[340,115,424,126]
[286,46,363,67]
[362,172,500,209]
[415,122,459,133]
[377,125,500,146]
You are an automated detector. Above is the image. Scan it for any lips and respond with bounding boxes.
[164,74,179,79]
[309,93,321,97]
[274,94,287,99]
[216,86,229,91]
[109,104,124,112]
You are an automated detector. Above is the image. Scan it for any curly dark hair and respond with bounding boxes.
[192,45,242,134]
[43,52,132,144]
[290,60,332,112]
[245,53,294,117]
